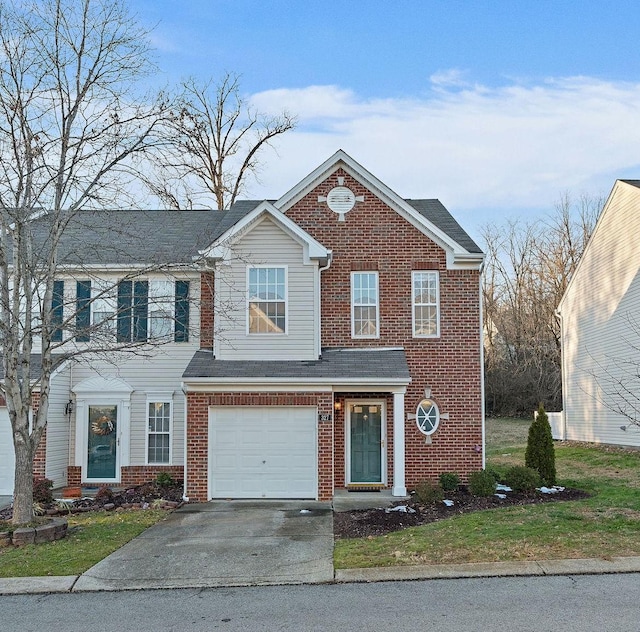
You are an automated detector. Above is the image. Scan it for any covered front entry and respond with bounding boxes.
[346,401,385,486]
[209,406,318,499]
[0,408,15,495]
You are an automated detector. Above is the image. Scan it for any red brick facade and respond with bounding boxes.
[67,465,183,488]
[184,164,483,502]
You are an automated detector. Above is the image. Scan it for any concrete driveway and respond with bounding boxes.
[73,500,334,591]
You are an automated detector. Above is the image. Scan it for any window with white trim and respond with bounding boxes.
[351,272,379,338]
[416,398,440,435]
[148,279,174,340]
[248,267,286,334]
[412,271,439,337]
[147,400,172,464]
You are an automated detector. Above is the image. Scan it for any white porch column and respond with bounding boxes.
[392,389,407,496]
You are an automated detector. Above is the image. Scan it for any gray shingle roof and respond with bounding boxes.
[183,347,411,382]
[404,199,482,253]
[0,354,66,381]
[29,210,228,266]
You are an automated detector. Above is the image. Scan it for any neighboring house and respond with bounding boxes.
[0,150,485,501]
[558,179,640,447]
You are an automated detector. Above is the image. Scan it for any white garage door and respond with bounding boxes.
[0,408,15,496]
[209,406,317,499]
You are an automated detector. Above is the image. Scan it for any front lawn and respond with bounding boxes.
[0,509,167,578]
[335,418,640,569]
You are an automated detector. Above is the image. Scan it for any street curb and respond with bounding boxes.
[2,557,640,595]
[335,556,640,583]
[0,575,79,595]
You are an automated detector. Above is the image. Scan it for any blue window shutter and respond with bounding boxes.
[174,280,189,342]
[76,280,91,342]
[51,280,64,342]
[133,280,148,342]
[117,280,132,342]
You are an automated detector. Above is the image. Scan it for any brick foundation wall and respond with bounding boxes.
[186,392,334,502]
[66,465,184,488]
[285,169,484,485]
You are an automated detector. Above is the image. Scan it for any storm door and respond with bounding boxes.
[87,405,118,480]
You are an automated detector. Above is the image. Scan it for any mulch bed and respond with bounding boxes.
[0,481,185,522]
[334,487,590,539]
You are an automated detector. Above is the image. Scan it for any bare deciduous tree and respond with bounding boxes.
[482,194,601,416]
[147,72,296,210]
[0,0,171,525]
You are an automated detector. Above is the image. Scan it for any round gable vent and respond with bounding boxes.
[326,186,356,216]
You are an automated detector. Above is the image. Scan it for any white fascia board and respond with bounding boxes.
[274,149,480,269]
[198,201,330,265]
[182,376,411,392]
[556,179,624,314]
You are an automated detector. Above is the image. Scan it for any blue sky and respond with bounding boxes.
[130,1,640,240]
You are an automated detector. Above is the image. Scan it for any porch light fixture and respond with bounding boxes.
[64,399,74,416]
[334,401,342,411]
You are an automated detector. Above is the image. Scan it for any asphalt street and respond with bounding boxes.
[2,573,639,632]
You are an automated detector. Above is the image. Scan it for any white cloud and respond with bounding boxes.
[244,75,640,234]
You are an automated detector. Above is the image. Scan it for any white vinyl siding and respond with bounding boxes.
[351,272,379,338]
[215,216,318,360]
[412,271,439,337]
[561,182,640,447]
[45,363,73,488]
[0,408,14,495]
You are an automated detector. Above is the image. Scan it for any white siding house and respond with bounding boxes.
[558,179,640,447]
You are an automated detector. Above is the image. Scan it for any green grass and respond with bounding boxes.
[0,509,168,577]
[335,417,640,569]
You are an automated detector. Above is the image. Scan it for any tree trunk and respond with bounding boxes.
[11,435,34,525]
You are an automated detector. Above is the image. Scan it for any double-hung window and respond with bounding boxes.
[248,267,286,334]
[412,271,439,337]
[351,272,379,338]
[147,399,172,464]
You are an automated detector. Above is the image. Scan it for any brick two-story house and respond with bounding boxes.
[182,150,485,502]
[0,150,484,502]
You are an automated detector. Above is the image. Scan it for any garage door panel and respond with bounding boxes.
[209,406,317,499]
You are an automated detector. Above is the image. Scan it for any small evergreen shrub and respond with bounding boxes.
[505,465,541,493]
[414,480,444,504]
[439,472,461,492]
[32,477,53,504]
[156,472,175,487]
[525,403,557,486]
[468,470,496,497]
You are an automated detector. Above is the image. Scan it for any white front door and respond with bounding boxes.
[209,406,318,499]
[0,408,15,495]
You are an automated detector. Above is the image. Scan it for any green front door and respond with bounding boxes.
[350,403,383,483]
[87,405,118,480]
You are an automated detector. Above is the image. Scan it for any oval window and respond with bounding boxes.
[416,399,439,435]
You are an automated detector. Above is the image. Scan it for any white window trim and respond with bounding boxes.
[412,270,440,338]
[145,393,173,466]
[351,271,380,339]
[246,265,289,335]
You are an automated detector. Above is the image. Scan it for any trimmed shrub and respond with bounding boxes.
[505,465,541,493]
[484,465,503,483]
[468,470,496,497]
[156,472,175,487]
[439,472,461,492]
[525,403,557,486]
[414,480,444,504]
[32,477,53,504]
